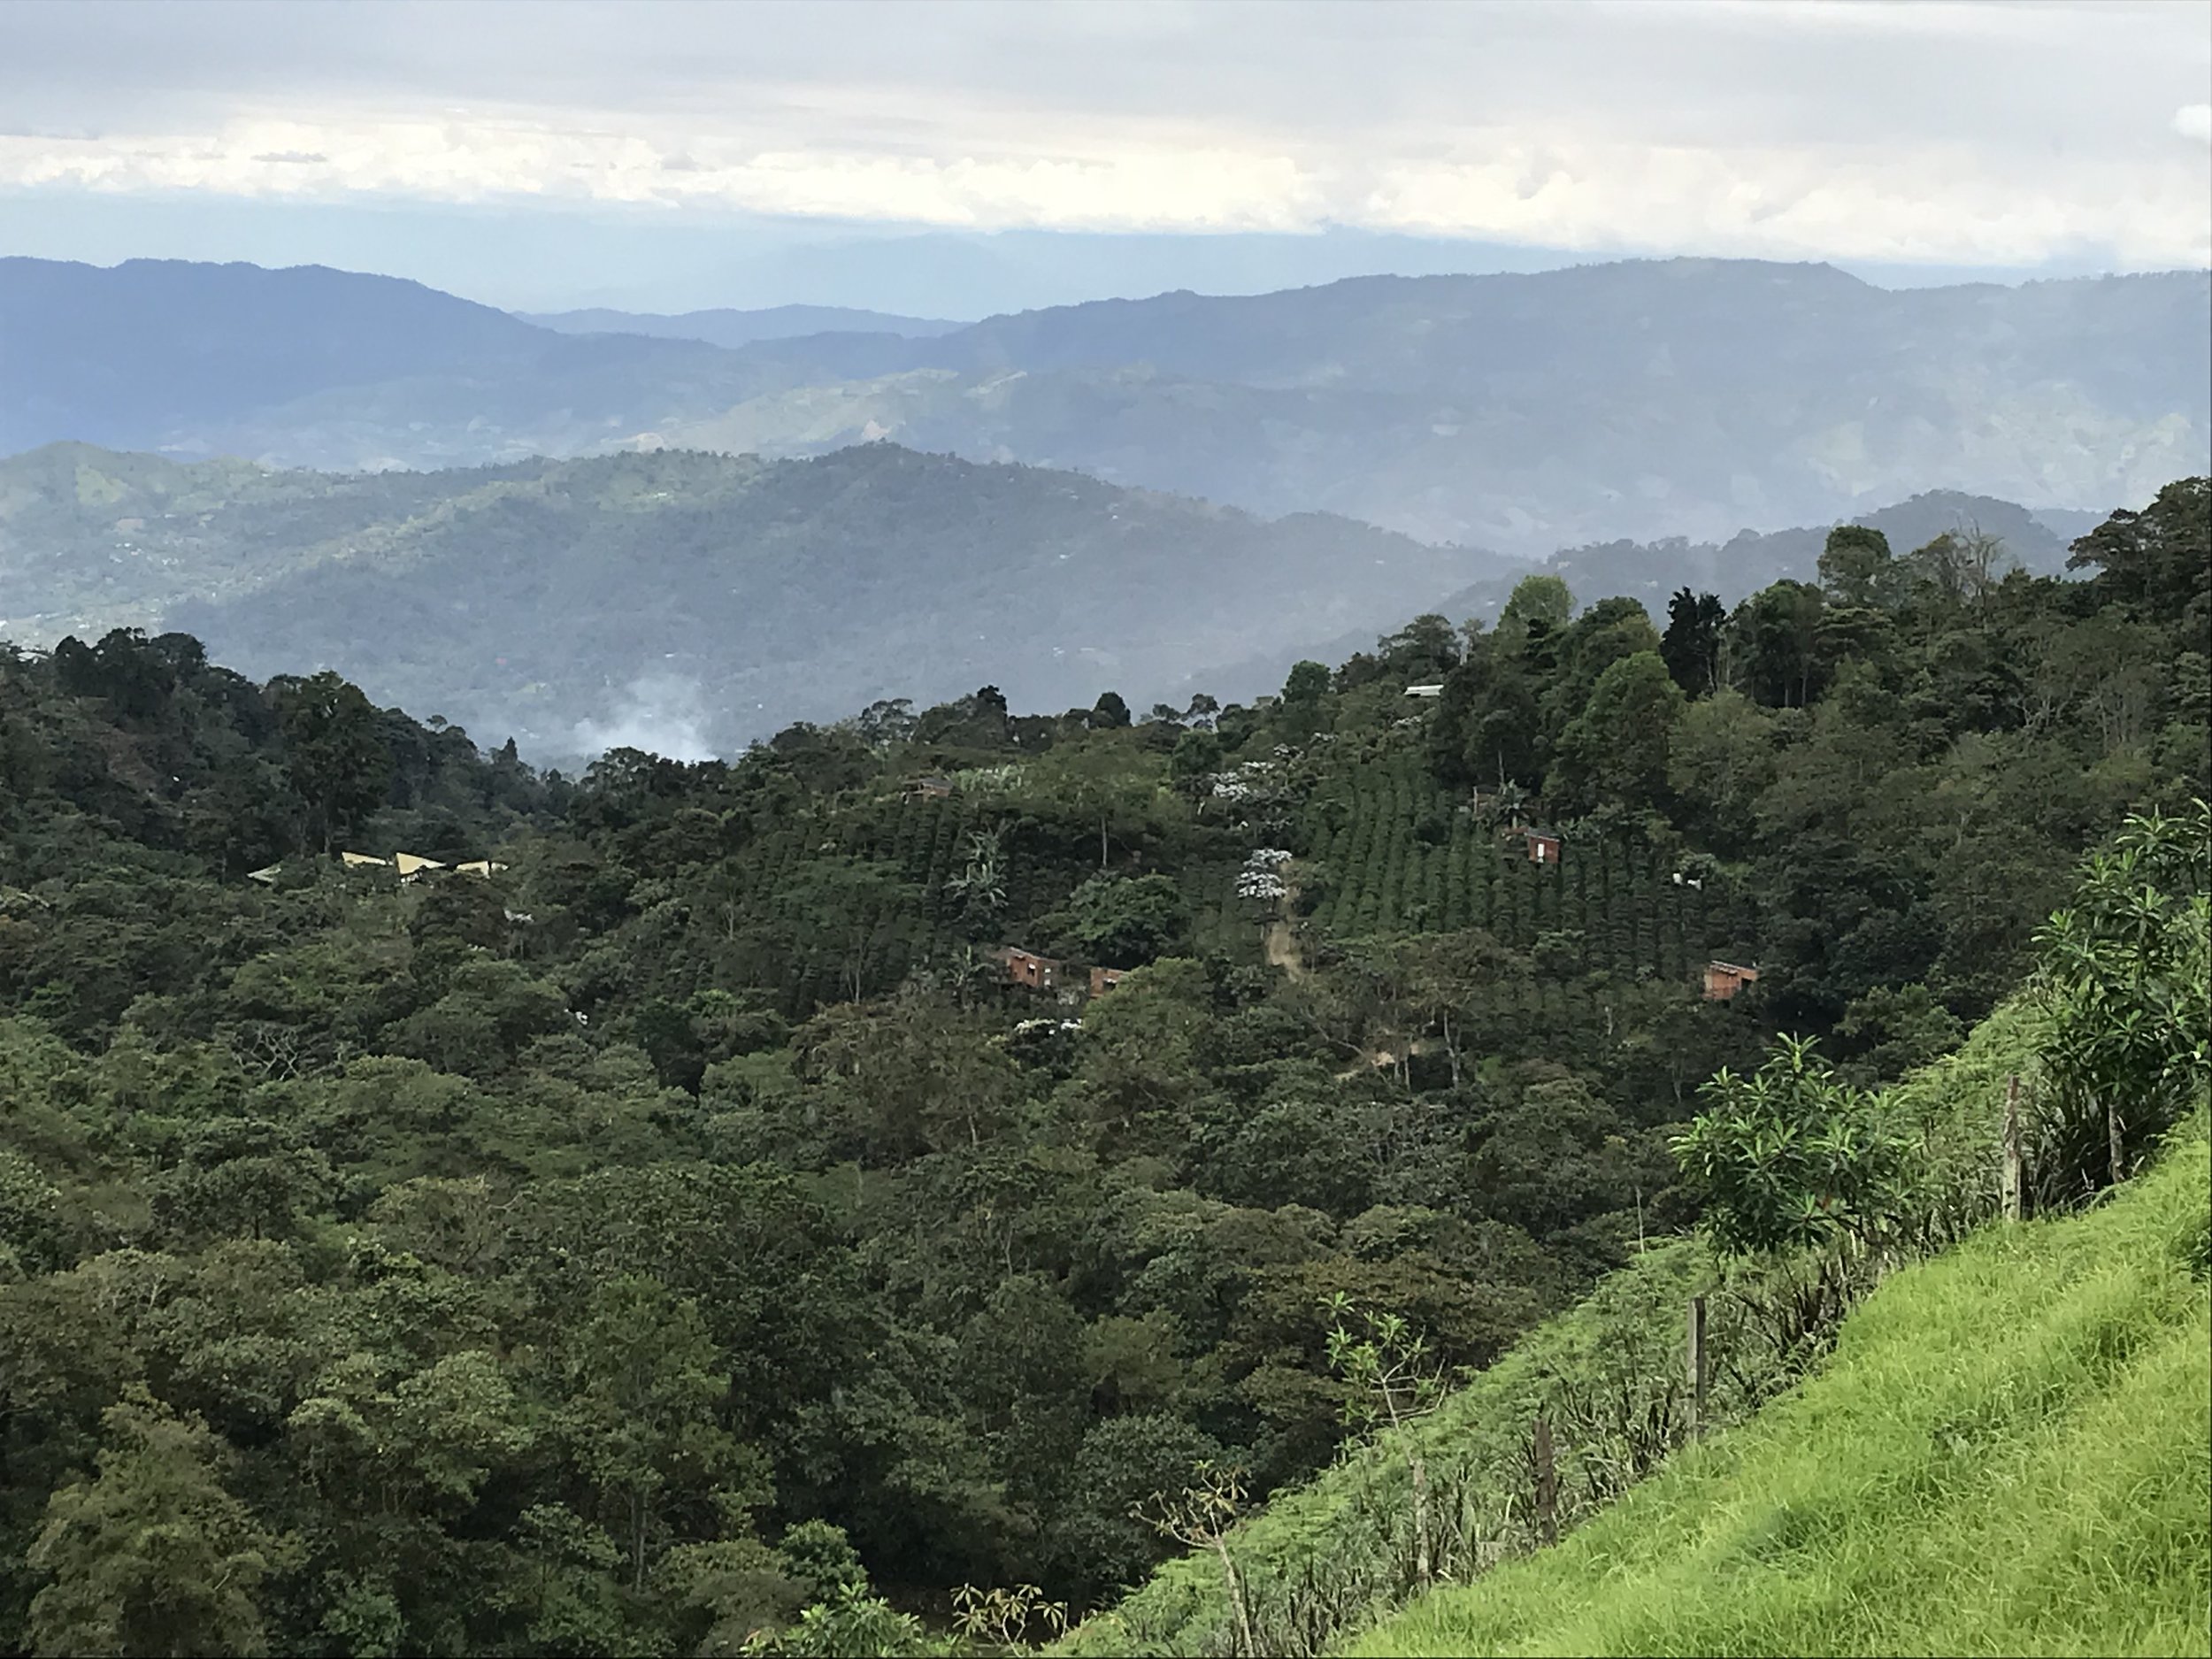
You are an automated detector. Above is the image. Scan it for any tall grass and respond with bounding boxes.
[1348,1112,2212,1658]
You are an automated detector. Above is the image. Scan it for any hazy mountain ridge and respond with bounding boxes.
[518,303,966,348]
[0,442,1512,761]
[5,255,2203,556]
[672,261,2206,549]
[0,441,577,641]
[3,434,2111,773]
[0,256,792,467]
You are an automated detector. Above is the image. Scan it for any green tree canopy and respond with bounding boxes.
[28,1389,287,1659]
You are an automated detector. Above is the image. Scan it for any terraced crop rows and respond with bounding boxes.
[1300,757,1759,982]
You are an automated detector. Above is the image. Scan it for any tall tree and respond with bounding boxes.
[272,671,393,854]
[1660,588,1728,697]
[560,1276,748,1592]
[1816,526,1900,610]
[1732,580,1828,708]
[2067,476,2211,645]
[27,1390,285,1659]
[1552,651,1687,813]
[1495,574,1573,649]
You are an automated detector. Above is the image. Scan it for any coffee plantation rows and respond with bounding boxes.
[653,787,1263,1015]
[647,744,1758,1019]
[1296,754,1760,987]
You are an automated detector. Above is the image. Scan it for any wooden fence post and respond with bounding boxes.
[1687,1294,1708,1440]
[1532,1415,1558,1548]
[2108,1100,2126,1187]
[2001,1074,2024,1225]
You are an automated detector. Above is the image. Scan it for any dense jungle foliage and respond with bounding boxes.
[0,476,2203,1656]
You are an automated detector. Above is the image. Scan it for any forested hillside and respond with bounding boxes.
[0,442,1509,759]
[0,478,2202,1655]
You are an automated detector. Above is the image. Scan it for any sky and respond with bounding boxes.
[2,0,2207,316]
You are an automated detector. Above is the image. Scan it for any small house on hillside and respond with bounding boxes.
[1405,684,1445,699]
[995,946,1063,993]
[1522,827,1563,866]
[1089,965,1129,996]
[903,775,955,802]
[1703,961,1760,1002]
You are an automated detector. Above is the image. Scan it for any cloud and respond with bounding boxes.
[1,0,2206,270]
[2178,104,2212,145]
[569,674,716,762]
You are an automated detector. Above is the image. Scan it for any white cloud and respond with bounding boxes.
[0,0,2206,269]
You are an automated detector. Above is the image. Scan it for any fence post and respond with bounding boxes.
[2001,1074,2024,1224]
[2108,1100,2126,1187]
[1532,1415,1558,1548]
[1687,1294,1708,1440]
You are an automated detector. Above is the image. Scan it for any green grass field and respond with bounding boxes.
[1346,1118,2212,1659]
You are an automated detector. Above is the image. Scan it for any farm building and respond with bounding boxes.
[995,946,1064,992]
[903,775,955,801]
[1703,960,1761,1001]
[1089,965,1129,996]
[1521,827,1563,865]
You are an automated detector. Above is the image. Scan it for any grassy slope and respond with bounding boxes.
[1061,990,2052,1659]
[1348,1118,2212,1659]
